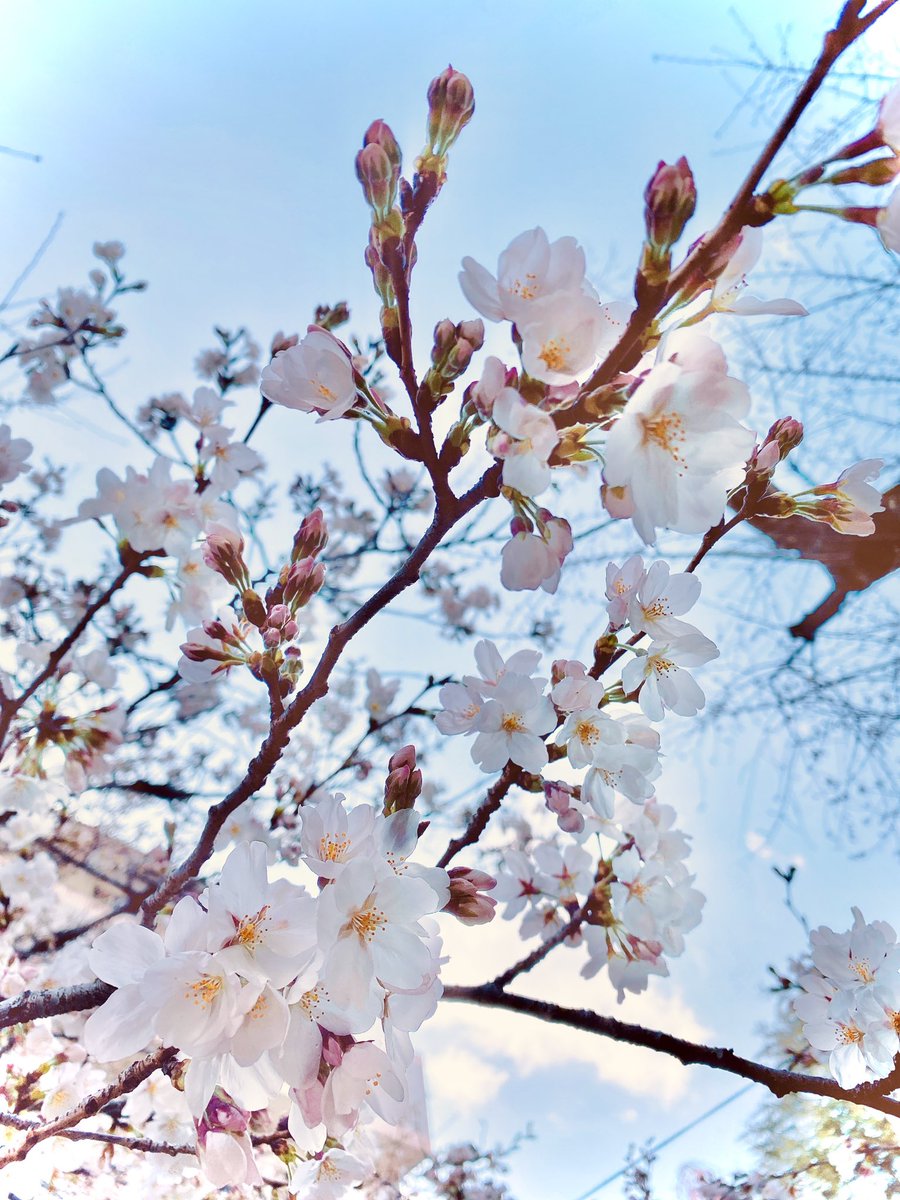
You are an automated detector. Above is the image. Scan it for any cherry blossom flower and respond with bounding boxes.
[519,294,627,386]
[711,227,807,317]
[317,859,441,1008]
[298,792,376,880]
[470,673,556,773]
[435,678,483,735]
[500,516,573,593]
[806,459,885,536]
[603,331,755,544]
[365,667,400,718]
[621,632,719,721]
[260,326,359,420]
[626,560,702,639]
[809,907,900,1000]
[557,706,623,769]
[459,227,595,325]
[0,425,32,485]
[488,388,559,496]
[466,638,542,691]
[204,841,317,988]
[605,555,646,629]
[288,1146,370,1199]
[550,659,605,713]
[795,987,898,1088]
[493,849,552,919]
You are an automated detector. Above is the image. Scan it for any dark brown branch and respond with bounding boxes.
[442,986,900,1119]
[139,465,502,926]
[0,980,113,1032]
[436,762,522,870]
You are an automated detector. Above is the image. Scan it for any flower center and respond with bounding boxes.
[320,834,351,862]
[510,273,539,300]
[315,381,337,402]
[185,974,222,1008]
[538,337,571,374]
[850,958,875,984]
[836,1021,864,1045]
[642,599,668,619]
[233,904,271,948]
[641,411,687,467]
[501,712,526,733]
[350,901,386,942]
[575,719,601,745]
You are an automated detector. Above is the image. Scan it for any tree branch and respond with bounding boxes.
[442,986,900,1119]
[0,1045,176,1166]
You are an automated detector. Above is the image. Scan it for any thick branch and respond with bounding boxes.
[443,986,900,1119]
[0,980,113,1032]
[140,465,502,925]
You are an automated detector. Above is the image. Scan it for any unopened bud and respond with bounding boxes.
[426,66,475,156]
[270,330,299,357]
[201,523,249,589]
[364,119,402,170]
[180,640,231,665]
[431,319,457,361]
[283,558,325,609]
[241,588,267,627]
[292,507,328,561]
[764,416,804,460]
[383,744,423,815]
[754,488,798,518]
[444,866,497,925]
[828,156,900,187]
[644,157,696,253]
[355,142,397,219]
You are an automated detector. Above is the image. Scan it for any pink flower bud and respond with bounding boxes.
[355,142,397,219]
[764,416,804,459]
[270,330,299,357]
[444,866,497,925]
[828,156,900,187]
[644,157,697,253]
[383,744,423,814]
[292,507,328,561]
[426,66,475,156]
[201,522,248,589]
[432,319,457,358]
[180,640,229,664]
[363,119,402,171]
[283,557,326,609]
[203,1090,249,1134]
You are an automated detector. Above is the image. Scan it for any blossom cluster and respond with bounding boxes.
[496,793,703,1000]
[794,908,900,1089]
[83,795,454,1190]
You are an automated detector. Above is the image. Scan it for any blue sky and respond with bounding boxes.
[2,3,899,1197]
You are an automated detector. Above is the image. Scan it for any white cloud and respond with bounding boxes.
[425,915,712,1111]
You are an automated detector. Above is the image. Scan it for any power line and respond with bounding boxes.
[571,1083,756,1200]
